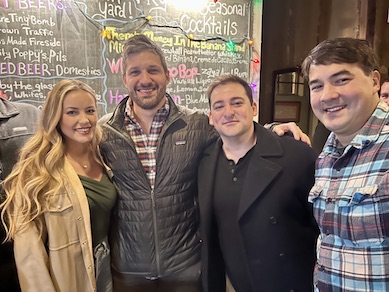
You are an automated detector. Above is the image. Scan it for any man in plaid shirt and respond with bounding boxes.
[302,37,389,291]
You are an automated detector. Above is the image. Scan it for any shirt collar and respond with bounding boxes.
[323,101,389,154]
[124,95,170,124]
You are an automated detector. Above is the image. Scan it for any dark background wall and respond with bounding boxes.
[259,0,389,134]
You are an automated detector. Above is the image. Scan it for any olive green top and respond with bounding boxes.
[79,172,117,248]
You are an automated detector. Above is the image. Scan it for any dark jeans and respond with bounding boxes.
[113,279,201,292]
[112,261,201,292]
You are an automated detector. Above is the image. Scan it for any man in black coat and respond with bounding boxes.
[198,75,319,292]
[0,94,40,292]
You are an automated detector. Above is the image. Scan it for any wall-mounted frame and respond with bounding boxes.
[274,101,301,122]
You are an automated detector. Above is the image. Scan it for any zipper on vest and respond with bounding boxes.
[151,189,161,276]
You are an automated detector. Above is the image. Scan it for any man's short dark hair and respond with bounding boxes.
[301,37,380,80]
[122,34,168,74]
[207,74,254,106]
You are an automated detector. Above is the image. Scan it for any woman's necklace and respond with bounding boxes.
[66,155,89,169]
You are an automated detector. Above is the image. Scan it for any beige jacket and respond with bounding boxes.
[14,159,96,292]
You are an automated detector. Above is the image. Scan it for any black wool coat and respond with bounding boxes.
[198,123,319,292]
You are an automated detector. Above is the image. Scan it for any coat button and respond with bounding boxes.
[279,253,285,261]
[269,216,277,224]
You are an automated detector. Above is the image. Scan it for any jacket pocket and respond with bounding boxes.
[45,193,79,250]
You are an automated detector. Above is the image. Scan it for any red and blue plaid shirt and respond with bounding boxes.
[124,97,169,188]
[309,102,389,291]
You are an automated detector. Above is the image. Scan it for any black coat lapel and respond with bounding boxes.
[238,124,284,219]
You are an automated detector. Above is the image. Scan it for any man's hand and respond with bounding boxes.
[272,122,311,146]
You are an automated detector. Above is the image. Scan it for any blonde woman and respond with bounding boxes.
[1,80,117,292]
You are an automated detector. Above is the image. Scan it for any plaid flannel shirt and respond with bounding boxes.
[124,97,169,188]
[309,102,389,291]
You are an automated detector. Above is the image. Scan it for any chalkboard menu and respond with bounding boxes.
[0,0,252,116]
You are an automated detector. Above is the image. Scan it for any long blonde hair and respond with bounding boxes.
[1,79,102,240]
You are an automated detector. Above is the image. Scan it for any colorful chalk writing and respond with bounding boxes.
[0,0,251,115]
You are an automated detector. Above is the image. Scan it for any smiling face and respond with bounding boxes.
[309,63,380,145]
[59,89,97,147]
[122,50,170,112]
[380,82,389,105]
[209,82,257,142]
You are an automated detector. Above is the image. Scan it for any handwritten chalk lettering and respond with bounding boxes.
[161,47,183,56]
[183,48,217,56]
[109,89,126,105]
[173,35,186,47]
[172,55,193,63]
[8,13,29,25]
[217,57,248,65]
[7,36,27,46]
[7,13,54,26]
[186,95,199,105]
[196,56,218,63]
[171,78,195,85]
[174,66,190,77]
[0,80,13,93]
[0,28,19,34]
[98,1,126,18]
[217,51,239,57]
[22,27,54,36]
[188,41,226,51]
[14,90,45,99]
[0,15,10,23]
[12,47,42,62]
[0,62,50,76]
[180,15,238,36]
[48,49,66,62]
[167,64,198,79]
[29,37,61,47]
[185,94,208,105]
[0,48,11,60]
[30,15,55,26]
[108,40,124,54]
[55,65,102,77]
[106,58,123,74]
[201,68,221,79]
[228,68,248,78]
[175,55,211,64]
[106,29,135,41]
[171,95,183,105]
[200,2,247,17]
[18,0,64,10]
[164,55,171,62]
[1,0,9,8]
[144,31,173,47]
[174,85,206,94]
[195,77,211,87]
[13,80,33,90]
[34,81,53,92]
